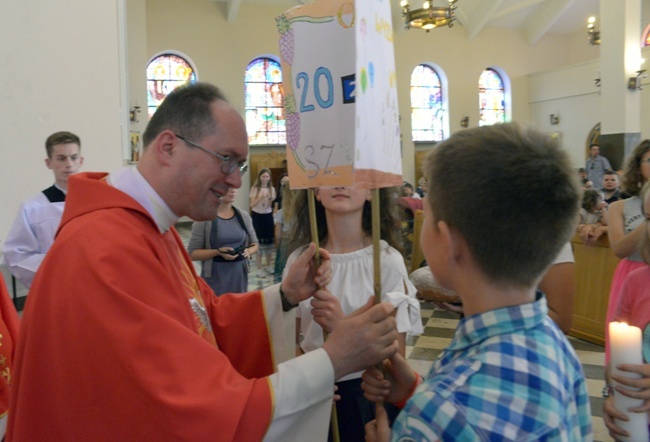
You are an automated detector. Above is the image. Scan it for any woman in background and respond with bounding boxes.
[188,188,258,296]
[603,180,650,440]
[249,168,276,277]
[605,140,650,360]
[273,172,289,214]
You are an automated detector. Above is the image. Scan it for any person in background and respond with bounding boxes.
[578,167,588,186]
[250,168,276,277]
[579,189,607,225]
[415,176,427,198]
[577,189,608,246]
[605,140,650,362]
[2,131,83,289]
[188,187,258,296]
[7,82,399,441]
[362,123,591,441]
[285,184,423,442]
[602,180,650,441]
[401,182,420,199]
[273,172,289,213]
[603,169,622,204]
[273,182,296,284]
[586,143,613,190]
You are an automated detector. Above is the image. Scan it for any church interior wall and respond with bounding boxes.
[1,0,649,239]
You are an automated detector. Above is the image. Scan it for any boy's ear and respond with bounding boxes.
[437,220,462,267]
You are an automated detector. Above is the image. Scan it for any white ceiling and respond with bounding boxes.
[212,0,601,45]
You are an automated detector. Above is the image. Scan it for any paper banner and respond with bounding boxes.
[277,0,402,189]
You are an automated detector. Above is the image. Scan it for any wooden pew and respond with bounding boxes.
[569,233,619,346]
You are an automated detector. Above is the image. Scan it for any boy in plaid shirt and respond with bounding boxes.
[363,123,592,441]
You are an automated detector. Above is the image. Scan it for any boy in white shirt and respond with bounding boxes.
[2,131,83,288]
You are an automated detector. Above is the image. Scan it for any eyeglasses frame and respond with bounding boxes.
[175,133,247,175]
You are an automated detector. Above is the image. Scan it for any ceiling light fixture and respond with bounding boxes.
[587,16,600,46]
[401,0,458,32]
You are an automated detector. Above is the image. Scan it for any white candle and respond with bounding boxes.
[609,321,649,442]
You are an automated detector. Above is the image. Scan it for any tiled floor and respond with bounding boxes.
[1,222,613,441]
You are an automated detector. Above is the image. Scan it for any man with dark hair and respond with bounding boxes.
[363,123,592,441]
[8,82,398,441]
[586,143,612,189]
[2,131,83,288]
[603,169,621,204]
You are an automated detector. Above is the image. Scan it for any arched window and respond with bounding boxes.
[410,65,444,142]
[479,68,506,126]
[642,24,650,46]
[146,53,197,119]
[245,57,285,145]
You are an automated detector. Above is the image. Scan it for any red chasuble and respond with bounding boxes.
[8,173,277,441]
[0,274,19,421]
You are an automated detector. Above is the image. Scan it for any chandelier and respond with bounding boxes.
[587,16,600,46]
[401,0,458,32]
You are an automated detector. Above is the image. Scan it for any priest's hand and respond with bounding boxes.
[311,289,344,334]
[281,243,331,306]
[322,297,398,380]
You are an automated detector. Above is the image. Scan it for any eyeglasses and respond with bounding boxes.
[175,133,248,175]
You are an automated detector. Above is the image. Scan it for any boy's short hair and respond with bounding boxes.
[45,131,81,158]
[424,123,580,288]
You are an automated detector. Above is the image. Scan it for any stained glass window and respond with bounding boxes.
[245,58,285,145]
[410,65,444,142]
[479,68,506,126]
[146,54,196,119]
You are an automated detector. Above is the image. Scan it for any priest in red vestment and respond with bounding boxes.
[0,272,19,439]
[7,83,399,441]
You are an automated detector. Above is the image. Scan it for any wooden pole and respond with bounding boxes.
[307,188,340,442]
[371,188,385,413]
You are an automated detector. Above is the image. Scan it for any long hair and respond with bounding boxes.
[252,168,272,196]
[639,181,650,264]
[282,184,298,222]
[621,140,650,197]
[286,186,403,256]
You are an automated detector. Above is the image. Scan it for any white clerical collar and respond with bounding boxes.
[107,166,179,233]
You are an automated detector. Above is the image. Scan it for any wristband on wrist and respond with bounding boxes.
[602,383,614,398]
[280,285,298,312]
[393,372,423,409]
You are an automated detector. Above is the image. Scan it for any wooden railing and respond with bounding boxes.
[569,233,619,346]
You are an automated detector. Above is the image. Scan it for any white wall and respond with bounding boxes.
[528,61,601,166]
[0,0,126,240]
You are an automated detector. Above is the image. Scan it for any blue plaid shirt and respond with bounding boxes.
[392,293,592,441]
